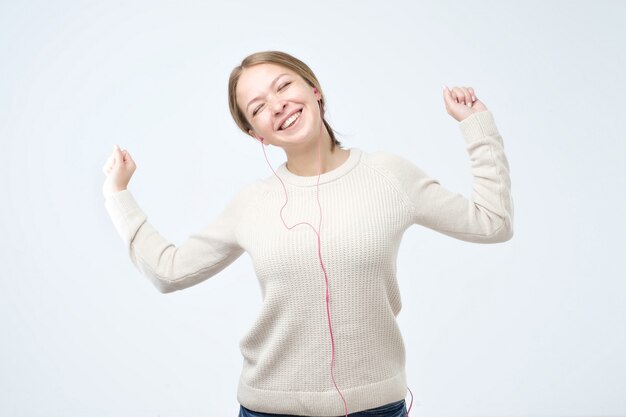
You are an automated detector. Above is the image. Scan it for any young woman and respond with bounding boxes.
[102,51,513,417]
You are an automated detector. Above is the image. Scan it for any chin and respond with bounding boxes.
[275,130,316,147]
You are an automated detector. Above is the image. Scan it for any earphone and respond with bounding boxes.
[259,130,348,415]
[257,87,413,417]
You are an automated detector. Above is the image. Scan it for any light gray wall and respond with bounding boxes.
[1,1,624,416]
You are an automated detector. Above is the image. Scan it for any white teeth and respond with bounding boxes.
[280,111,301,130]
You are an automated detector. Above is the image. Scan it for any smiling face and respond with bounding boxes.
[235,63,323,149]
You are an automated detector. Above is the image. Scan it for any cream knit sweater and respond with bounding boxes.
[104,110,513,416]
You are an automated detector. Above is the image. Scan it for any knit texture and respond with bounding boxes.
[104,110,513,416]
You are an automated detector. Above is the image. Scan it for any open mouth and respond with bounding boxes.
[279,110,302,131]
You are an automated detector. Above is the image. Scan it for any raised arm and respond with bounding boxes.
[370,89,513,243]
[104,188,250,293]
[412,109,513,242]
[102,145,253,293]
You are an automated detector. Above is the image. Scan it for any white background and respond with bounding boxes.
[1,1,625,416]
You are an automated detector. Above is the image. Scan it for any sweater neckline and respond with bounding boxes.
[274,147,361,187]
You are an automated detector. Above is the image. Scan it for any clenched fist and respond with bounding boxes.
[443,85,488,122]
[102,144,136,198]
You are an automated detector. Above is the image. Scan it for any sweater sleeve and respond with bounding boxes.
[379,110,514,243]
[104,185,256,293]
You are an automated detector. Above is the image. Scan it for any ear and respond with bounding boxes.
[249,130,267,145]
[313,87,322,101]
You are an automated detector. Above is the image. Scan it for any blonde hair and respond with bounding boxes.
[228,51,342,151]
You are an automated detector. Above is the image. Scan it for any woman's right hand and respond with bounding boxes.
[102,144,136,198]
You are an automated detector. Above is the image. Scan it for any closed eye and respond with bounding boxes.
[252,104,263,117]
[278,81,291,91]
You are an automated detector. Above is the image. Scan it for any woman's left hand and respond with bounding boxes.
[443,85,488,122]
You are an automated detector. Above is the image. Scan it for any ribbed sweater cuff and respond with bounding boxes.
[104,189,140,215]
[458,110,499,143]
[104,189,147,245]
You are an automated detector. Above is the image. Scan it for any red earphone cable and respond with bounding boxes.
[258,99,413,417]
[260,134,349,417]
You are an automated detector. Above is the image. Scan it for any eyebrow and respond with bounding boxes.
[246,73,289,113]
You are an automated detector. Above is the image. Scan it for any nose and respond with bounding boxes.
[268,96,287,115]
